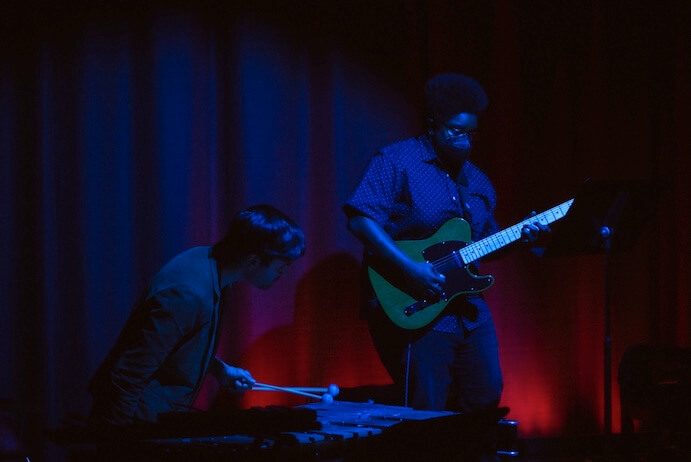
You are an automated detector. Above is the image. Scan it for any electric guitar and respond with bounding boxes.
[368,199,574,329]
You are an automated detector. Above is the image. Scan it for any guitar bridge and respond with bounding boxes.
[403,293,447,317]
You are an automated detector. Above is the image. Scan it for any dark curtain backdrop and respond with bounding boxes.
[1,0,689,458]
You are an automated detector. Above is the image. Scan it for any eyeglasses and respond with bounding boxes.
[443,125,478,140]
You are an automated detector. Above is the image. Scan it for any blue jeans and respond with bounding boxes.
[369,309,503,412]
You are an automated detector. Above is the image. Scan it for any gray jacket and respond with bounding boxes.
[88,246,221,424]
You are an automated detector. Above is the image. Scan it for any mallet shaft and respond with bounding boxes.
[253,382,322,399]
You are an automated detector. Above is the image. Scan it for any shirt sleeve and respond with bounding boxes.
[343,151,401,227]
[93,287,204,425]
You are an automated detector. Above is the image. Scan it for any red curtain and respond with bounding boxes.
[1,2,689,458]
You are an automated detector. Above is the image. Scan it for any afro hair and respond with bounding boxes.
[424,73,488,122]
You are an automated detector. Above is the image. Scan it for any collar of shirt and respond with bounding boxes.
[418,135,469,186]
[208,247,221,305]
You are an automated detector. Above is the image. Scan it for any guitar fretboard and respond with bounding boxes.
[459,199,574,264]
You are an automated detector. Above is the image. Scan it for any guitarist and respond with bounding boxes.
[344,74,548,418]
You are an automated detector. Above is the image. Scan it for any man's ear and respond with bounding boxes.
[425,117,435,136]
[245,254,260,269]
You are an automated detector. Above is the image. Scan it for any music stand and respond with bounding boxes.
[544,179,662,453]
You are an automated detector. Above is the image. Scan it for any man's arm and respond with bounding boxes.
[91,289,202,425]
[347,215,446,298]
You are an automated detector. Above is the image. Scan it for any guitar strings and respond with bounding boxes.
[430,227,522,270]
[428,201,573,273]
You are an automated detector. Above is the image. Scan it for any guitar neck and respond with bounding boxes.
[459,199,574,263]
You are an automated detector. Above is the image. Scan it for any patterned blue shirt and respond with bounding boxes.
[344,135,500,332]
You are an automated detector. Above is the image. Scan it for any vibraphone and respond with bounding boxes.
[59,401,516,461]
